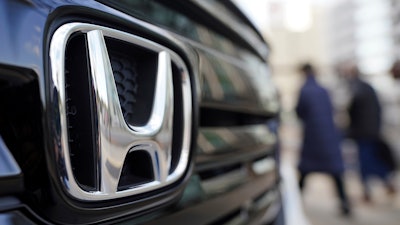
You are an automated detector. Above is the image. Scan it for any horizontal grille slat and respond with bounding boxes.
[197,155,277,196]
[200,107,273,127]
[195,124,277,172]
[143,172,278,225]
[197,124,276,155]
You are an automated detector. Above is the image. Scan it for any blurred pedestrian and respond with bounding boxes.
[345,63,396,202]
[296,63,351,215]
[389,60,400,162]
[390,60,400,79]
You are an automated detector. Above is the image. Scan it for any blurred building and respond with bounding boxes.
[328,0,394,76]
[328,0,400,163]
[327,1,357,66]
[265,0,331,112]
[393,0,400,57]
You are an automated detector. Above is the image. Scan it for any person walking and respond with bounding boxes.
[296,63,351,215]
[346,63,395,202]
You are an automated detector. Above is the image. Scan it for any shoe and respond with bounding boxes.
[386,183,396,196]
[340,202,352,217]
[363,193,372,203]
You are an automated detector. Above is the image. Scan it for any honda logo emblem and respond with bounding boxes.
[50,23,192,201]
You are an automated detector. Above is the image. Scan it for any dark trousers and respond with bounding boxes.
[299,172,350,207]
[356,139,393,198]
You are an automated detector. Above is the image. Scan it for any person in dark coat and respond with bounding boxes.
[346,64,395,201]
[296,63,351,215]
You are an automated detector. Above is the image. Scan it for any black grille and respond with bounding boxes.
[0,69,45,193]
[118,150,154,191]
[65,34,98,190]
[109,52,139,124]
[105,38,158,127]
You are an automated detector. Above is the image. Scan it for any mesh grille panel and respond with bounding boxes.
[109,52,139,124]
[105,37,157,126]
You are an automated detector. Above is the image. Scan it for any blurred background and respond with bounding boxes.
[234,0,400,224]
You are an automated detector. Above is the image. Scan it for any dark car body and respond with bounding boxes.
[0,0,281,224]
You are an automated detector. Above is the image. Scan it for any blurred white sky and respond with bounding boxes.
[233,0,396,76]
[233,0,337,32]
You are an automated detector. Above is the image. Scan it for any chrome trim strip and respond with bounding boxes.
[191,0,269,59]
[197,125,276,155]
[49,23,192,200]
[252,157,276,175]
[201,167,247,195]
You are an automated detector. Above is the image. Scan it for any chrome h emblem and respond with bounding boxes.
[50,23,192,201]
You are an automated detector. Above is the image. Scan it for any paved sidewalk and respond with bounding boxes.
[279,120,400,225]
[281,162,311,225]
[302,172,400,225]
